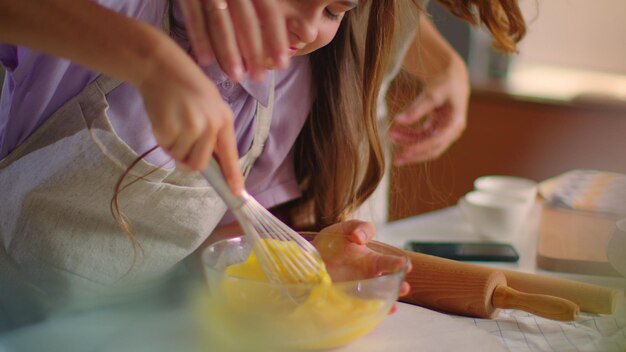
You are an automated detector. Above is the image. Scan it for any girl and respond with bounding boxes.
[0,0,525,318]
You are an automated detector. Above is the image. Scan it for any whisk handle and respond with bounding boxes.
[200,158,245,210]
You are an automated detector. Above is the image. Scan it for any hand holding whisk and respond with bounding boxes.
[200,159,327,287]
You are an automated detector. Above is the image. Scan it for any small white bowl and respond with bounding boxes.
[459,190,530,239]
[474,175,538,206]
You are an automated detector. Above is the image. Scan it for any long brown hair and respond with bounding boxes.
[289,0,406,229]
[287,0,526,229]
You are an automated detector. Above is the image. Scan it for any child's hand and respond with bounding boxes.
[137,41,244,194]
[176,0,289,82]
[313,220,412,314]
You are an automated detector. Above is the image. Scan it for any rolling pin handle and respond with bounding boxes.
[492,285,580,321]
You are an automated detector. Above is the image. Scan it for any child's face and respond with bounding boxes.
[283,0,358,57]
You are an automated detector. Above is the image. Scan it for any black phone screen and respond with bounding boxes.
[404,241,519,262]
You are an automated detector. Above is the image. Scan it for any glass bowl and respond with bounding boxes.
[199,232,409,351]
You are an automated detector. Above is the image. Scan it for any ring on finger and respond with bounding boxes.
[205,0,228,12]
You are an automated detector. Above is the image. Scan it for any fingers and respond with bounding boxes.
[319,219,376,245]
[214,117,244,195]
[389,115,444,164]
[253,0,289,69]
[392,131,452,165]
[227,0,265,81]
[161,116,212,166]
[149,87,242,195]
[162,113,218,171]
[389,90,446,165]
[399,281,410,297]
[177,0,214,66]
[390,105,465,165]
[181,105,243,195]
[367,252,406,276]
[339,220,376,245]
[178,0,288,82]
[390,60,469,166]
[394,90,442,126]
[138,34,245,192]
[224,0,288,80]
[393,141,448,165]
[186,133,216,171]
[388,282,411,315]
[389,122,437,146]
[205,0,245,80]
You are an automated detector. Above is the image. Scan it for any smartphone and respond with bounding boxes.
[404,241,520,262]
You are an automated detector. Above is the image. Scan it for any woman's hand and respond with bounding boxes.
[0,0,244,193]
[313,220,412,314]
[389,15,469,166]
[138,38,244,194]
[389,52,468,165]
[176,0,289,81]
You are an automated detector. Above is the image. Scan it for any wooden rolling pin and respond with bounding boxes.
[402,250,616,315]
[402,251,583,321]
[498,268,616,314]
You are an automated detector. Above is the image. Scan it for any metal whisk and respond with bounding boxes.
[201,159,326,286]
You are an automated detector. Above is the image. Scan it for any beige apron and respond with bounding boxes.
[0,74,274,306]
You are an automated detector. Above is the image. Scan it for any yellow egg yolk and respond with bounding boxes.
[216,239,385,350]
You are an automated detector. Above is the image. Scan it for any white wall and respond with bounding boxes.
[515,0,626,75]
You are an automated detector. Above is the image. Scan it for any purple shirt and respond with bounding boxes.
[0,0,312,217]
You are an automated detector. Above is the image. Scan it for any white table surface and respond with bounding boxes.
[0,302,507,352]
[0,205,511,352]
[376,203,626,290]
[1,204,624,352]
[375,204,626,352]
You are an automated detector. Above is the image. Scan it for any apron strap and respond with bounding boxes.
[240,72,276,177]
[94,75,124,96]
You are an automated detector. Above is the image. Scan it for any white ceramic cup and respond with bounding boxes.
[607,218,626,278]
[459,190,530,239]
[474,175,538,208]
